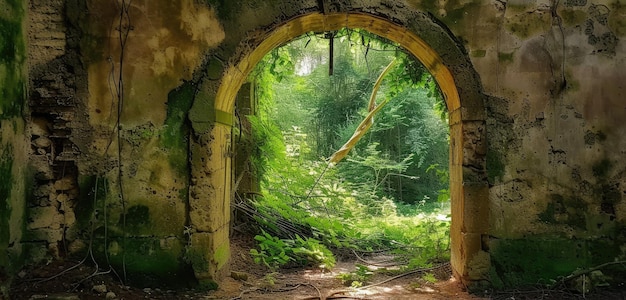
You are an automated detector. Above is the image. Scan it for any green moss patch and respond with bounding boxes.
[213,241,230,270]
[0,16,26,120]
[162,81,194,176]
[490,233,626,289]
[487,148,505,183]
[559,9,588,27]
[490,237,590,288]
[504,12,551,39]
[76,176,109,228]
[497,51,514,63]
[471,49,487,57]
[123,205,151,230]
[0,145,14,269]
[592,159,612,179]
[98,237,195,288]
[538,194,587,230]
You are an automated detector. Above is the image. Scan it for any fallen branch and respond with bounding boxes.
[357,262,450,290]
[351,249,400,267]
[557,260,626,284]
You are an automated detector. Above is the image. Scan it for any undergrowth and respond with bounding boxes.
[240,124,450,273]
[240,28,451,276]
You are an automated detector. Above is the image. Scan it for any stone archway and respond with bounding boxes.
[188,11,488,286]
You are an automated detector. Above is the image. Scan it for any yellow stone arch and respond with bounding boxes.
[216,12,460,114]
[200,12,487,285]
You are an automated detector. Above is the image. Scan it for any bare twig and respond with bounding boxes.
[351,249,400,267]
[357,262,450,290]
[558,260,626,284]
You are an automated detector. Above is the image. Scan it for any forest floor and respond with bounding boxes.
[7,234,626,299]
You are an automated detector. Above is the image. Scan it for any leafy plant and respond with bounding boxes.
[292,235,336,270]
[338,264,374,287]
[249,231,337,271]
[249,230,293,271]
[422,272,437,283]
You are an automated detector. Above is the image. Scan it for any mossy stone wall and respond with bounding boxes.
[0,0,28,295]
[16,0,626,290]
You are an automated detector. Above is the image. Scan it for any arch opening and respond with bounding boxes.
[234,28,452,272]
[191,11,488,285]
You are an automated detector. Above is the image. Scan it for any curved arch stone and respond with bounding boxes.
[188,5,487,286]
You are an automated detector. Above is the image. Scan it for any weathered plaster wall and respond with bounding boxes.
[19,0,626,290]
[423,0,626,287]
[73,0,224,285]
[23,0,226,286]
[0,0,28,295]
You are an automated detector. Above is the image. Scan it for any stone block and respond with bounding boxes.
[462,166,487,183]
[189,232,212,280]
[210,226,231,275]
[467,250,490,281]
[31,155,54,180]
[189,96,216,135]
[450,166,463,191]
[460,232,484,274]
[189,226,231,281]
[462,121,487,167]
[450,182,464,230]
[451,232,485,282]
[28,206,63,230]
[54,176,76,191]
[462,183,490,233]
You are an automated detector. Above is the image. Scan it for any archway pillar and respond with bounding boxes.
[188,123,232,281]
[450,115,489,285]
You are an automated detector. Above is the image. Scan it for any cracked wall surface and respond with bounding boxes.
[5,0,625,290]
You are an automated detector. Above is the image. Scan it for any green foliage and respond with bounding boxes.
[250,230,294,271]
[249,231,336,271]
[427,164,450,203]
[244,28,451,274]
[292,235,336,269]
[338,264,374,287]
[422,272,437,283]
[247,115,286,179]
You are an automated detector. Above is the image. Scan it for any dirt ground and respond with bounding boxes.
[7,234,626,299]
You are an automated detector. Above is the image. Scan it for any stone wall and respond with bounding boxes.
[438,0,626,287]
[12,0,626,290]
[0,0,28,296]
